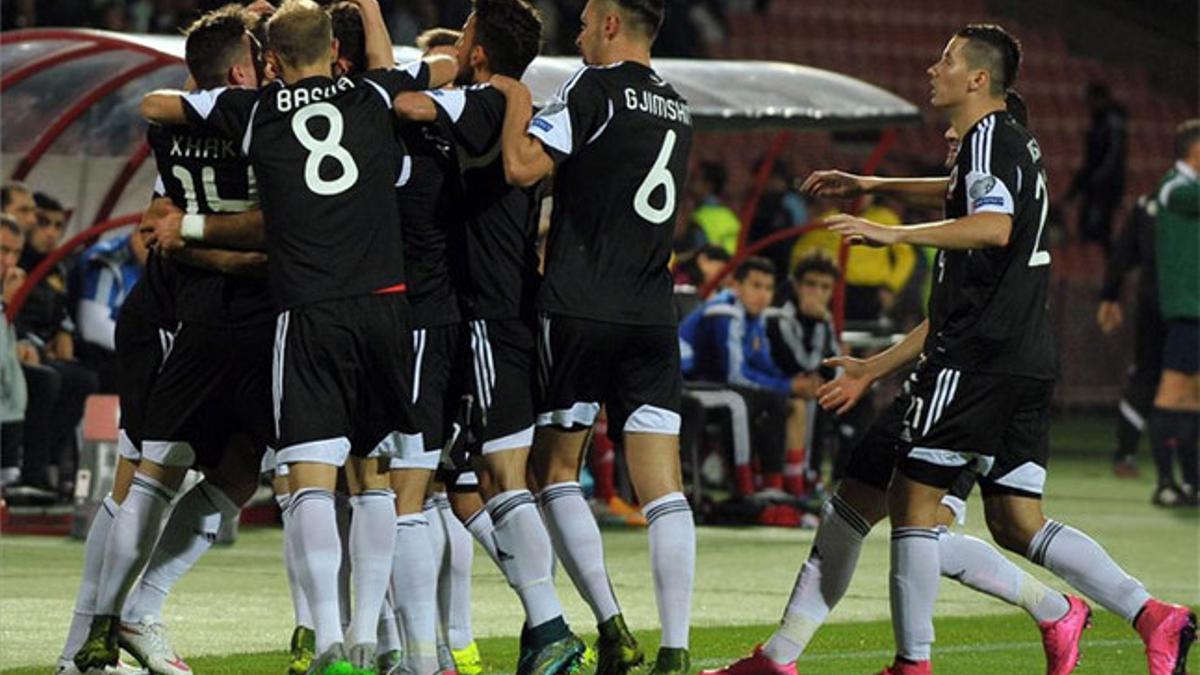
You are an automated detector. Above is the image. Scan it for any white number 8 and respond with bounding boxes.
[634,130,677,224]
[292,103,359,196]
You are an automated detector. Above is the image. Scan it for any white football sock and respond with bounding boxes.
[277,493,313,629]
[763,495,870,664]
[347,490,397,648]
[392,512,438,673]
[643,492,695,649]
[939,528,1068,623]
[61,494,118,661]
[288,488,344,654]
[540,482,621,624]
[125,481,239,623]
[377,591,402,655]
[486,490,564,627]
[336,492,352,632]
[464,507,501,567]
[890,527,940,662]
[94,475,177,616]
[1027,519,1150,622]
[440,500,476,650]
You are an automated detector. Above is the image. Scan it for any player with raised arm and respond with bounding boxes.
[490,1,694,672]
[817,25,1194,675]
[137,1,455,671]
[393,2,590,672]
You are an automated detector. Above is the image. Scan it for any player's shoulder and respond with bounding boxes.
[963,112,1041,171]
[555,62,621,98]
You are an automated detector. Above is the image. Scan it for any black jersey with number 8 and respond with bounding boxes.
[529,62,693,327]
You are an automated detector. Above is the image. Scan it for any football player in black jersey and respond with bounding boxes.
[815,25,1193,675]
[138,0,456,671]
[395,3,592,672]
[490,1,695,673]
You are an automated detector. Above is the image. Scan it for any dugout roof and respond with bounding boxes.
[0,28,921,231]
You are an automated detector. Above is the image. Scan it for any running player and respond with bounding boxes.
[138,0,455,670]
[394,2,589,672]
[491,1,694,672]
[820,25,1194,675]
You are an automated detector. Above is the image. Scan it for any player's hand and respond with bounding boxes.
[816,356,875,415]
[16,341,39,366]
[1096,301,1123,335]
[800,170,869,198]
[825,214,897,247]
[791,373,825,399]
[145,198,186,253]
[2,265,25,304]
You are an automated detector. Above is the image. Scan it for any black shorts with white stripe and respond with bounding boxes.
[273,293,422,467]
[465,317,538,454]
[114,308,175,461]
[537,312,682,440]
[390,322,467,471]
[897,362,1053,498]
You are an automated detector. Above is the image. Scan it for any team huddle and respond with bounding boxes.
[52,1,1194,675]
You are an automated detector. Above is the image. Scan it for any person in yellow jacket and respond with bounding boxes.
[688,162,741,255]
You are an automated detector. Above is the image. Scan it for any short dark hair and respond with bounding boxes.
[33,191,63,212]
[184,4,251,89]
[733,256,775,282]
[1176,119,1200,160]
[610,0,665,41]
[699,162,726,195]
[472,0,542,78]
[697,243,731,262]
[0,214,20,236]
[0,182,30,210]
[956,24,1021,96]
[417,27,462,52]
[1005,89,1029,128]
[328,2,366,73]
[792,252,839,282]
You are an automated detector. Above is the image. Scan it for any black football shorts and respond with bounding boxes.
[114,310,174,462]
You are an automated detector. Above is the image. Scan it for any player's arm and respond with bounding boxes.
[348,0,395,69]
[817,320,929,414]
[143,199,266,252]
[394,92,437,123]
[491,75,554,188]
[826,212,1012,250]
[802,170,948,209]
[140,90,188,126]
[171,248,268,277]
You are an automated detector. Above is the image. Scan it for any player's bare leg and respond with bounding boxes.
[625,430,694,675]
[534,426,643,675]
[389,466,438,673]
[340,456,397,670]
[984,493,1196,674]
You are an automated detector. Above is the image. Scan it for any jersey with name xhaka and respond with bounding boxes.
[529,62,693,326]
[146,124,272,326]
[428,84,541,321]
[929,110,1057,379]
[181,63,430,309]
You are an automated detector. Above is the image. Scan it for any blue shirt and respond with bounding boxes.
[679,290,792,394]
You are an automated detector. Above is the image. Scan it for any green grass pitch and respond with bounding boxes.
[2,417,1196,673]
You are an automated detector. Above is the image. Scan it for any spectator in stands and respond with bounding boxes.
[687,161,741,254]
[12,191,97,499]
[1148,119,1200,507]
[764,253,839,496]
[674,243,732,289]
[1,216,28,488]
[1097,194,1162,479]
[1068,82,1128,251]
[1,182,38,234]
[73,231,147,391]
[680,257,818,498]
[748,159,807,281]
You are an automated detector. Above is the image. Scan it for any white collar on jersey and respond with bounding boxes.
[1175,160,1197,181]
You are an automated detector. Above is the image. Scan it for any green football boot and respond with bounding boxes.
[644,647,690,675]
[306,642,353,675]
[595,614,644,675]
[288,625,317,675]
[516,634,587,675]
[72,614,120,672]
[451,641,483,675]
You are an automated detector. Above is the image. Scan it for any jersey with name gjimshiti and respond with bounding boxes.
[146,123,272,326]
[181,64,430,309]
[929,110,1057,379]
[394,119,464,327]
[428,84,541,321]
[529,62,693,326]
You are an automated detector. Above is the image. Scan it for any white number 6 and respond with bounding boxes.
[634,130,677,224]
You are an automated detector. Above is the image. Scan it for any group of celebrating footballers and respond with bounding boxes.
[48,1,1194,674]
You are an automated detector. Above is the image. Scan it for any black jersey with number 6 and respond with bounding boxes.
[528,62,693,327]
[180,64,430,309]
[929,110,1057,379]
[146,124,272,326]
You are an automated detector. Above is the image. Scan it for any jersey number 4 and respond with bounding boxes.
[293,103,359,196]
[634,130,678,225]
[1028,170,1051,267]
